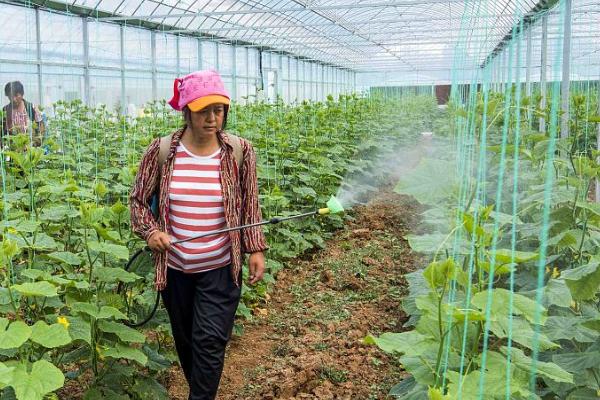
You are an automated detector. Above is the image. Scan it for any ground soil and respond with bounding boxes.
[166,190,423,400]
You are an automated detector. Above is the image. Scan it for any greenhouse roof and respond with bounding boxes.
[10,0,600,74]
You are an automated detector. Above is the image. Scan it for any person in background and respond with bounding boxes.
[1,81,45,146]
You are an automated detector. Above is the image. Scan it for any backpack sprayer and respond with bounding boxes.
[120,196,345,327]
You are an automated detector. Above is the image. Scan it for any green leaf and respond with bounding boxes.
[493,249,538,264]
[30,321,71,348]
[487,316,558,350]
[544,316,598,342]
[0,361,15,388]
[40,205,79,221]
[87,242,129,261]
[92,224,121,244]
[501,346,572,384]
[67,316,91,345]
[446,370,506,399]
[71,303,127,320]
[93,267,141,284]
[131,377,168,400]
[543,279,572,308]
[472,288,546,324]
[552,351,600,373]
[46,252,81,266]
[567,388,600,399]
[561,261,600,301]
[2,220,40,233]
[0,319,31,349]
[0,239,20,260]
[111,202,128,215]
[31,233,58,250]
[98,321,145,343]
[97,306,127,320]
[388,377,428,399]
[423,258,457,289]
[575,201,600,217]
[364,331,433,355]
[11,282,58,298]
[103,343,147,366]
[10,360,64,400]
[292,186,317,199]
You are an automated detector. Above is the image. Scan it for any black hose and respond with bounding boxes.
[122,209,321,327]
[119,247,161,327]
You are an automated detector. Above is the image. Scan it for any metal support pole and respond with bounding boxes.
[151,31,157,101]
[197,39,202,70]
[232,45,237,102]
[540,14,548,132]
[525,27,533,125]
[596,73,600,201]
[499,54,503,92]
[502,51,508,92]
[120,25,126,115]
[277,53,283,100]
[176,36,181,75]
[82,17,90,106]
[560,0,572,138]
[35,7,43,106]
[525,28,532,99]
[215,42,220,71]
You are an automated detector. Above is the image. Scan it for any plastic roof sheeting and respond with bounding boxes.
[23,0,600,77]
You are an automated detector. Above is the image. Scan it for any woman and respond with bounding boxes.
[130,70,267,400]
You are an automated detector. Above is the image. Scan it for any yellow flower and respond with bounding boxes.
[57,316,70,329]
[551,267,560,279]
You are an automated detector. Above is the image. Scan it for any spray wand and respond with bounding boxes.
[145,195,345,250]
[123,196,345,327]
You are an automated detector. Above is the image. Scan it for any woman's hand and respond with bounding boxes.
[248,252,265,285]
[147,231,171,252]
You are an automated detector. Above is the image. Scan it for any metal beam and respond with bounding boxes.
[203,27,600,42]
[2,0,347,71]
[166,13,533,35]
[98,0,468,21]
[480,0,559,68]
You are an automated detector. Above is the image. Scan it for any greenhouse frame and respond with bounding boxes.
[1,0,600,399]
[1,0,599,111]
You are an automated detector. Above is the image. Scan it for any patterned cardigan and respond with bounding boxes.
[129,128,268,290]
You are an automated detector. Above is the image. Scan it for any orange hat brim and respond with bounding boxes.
[187,95,230,112]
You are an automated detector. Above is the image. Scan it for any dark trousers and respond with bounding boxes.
[161,265,241,400]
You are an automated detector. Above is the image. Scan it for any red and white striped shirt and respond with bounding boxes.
[167,143,231,273]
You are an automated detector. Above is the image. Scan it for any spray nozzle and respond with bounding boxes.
[318,195,344,215]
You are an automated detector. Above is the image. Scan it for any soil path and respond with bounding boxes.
[167,191,422,399]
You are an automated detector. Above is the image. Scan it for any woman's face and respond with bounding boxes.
[188,103,225,136]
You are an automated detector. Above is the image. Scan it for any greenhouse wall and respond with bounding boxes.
[0,2,355,115]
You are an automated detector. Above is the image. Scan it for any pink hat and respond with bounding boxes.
[168,70,231,112]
